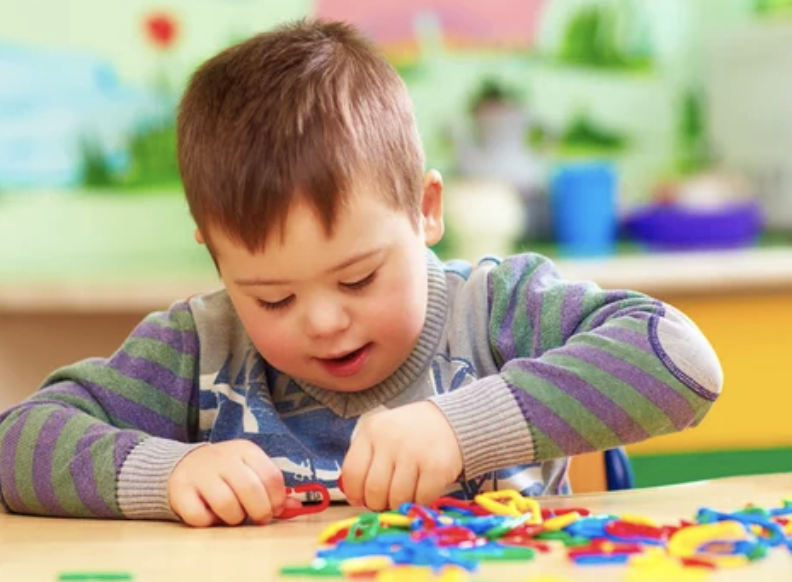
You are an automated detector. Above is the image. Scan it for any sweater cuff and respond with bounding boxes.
[430,375,537,479]
[117,437,208,521]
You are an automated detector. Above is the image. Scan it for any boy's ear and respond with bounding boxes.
[421,170,444,246]
[194,228,205,245]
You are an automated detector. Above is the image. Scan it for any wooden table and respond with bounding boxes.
[1,473,791,581]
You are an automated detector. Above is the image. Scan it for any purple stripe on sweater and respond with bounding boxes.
[114,435,140,475]
[515,259,556,357]
[41,382,187,441]
[563,342,694,431]
[509,389,594,455]
[594,323,706,405]
[132,320,199,359]
[86,380,188,439]
[71,423,118,517]
[32,411,69,516]
[559,284,587,343]
[583,291,645,330]
[506,356,650,443]
[108,352,194,403]
[0,413,29,513]
[494,266,520,362]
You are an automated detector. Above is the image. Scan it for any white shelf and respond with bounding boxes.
[555,247,792,296]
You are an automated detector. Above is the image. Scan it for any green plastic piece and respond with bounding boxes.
[465,545,536,561]
[534,530,590,546]
[347,513,381,542]
[279,559,343,577]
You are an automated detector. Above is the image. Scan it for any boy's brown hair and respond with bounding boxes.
[177,19,425,253]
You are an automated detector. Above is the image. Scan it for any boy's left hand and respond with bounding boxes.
[341,401,463,511]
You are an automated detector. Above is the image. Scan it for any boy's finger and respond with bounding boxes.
[242,447,287,511]
[341,438,372,506]
[363,452,394,512]
[225,464,273,525]
[173,489,219,528]
[202,476,246,526]
[414,469,445,508]
[388,462,419,510]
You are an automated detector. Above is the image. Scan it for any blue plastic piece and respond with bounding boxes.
[459,516,511,535]
[566,516,616,538]
[696,507,785,548]
[572,553,632,565]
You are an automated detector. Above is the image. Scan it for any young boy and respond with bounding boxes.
[0,19,722,527]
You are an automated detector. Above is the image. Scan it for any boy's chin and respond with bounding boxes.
[311,367,395,393]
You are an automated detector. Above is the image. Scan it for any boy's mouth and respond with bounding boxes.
[317,343,372,378]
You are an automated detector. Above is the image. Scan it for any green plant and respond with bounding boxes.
[754,0,792,14]
[79,138,116,188]
[559,112,627,153]
[123,120,180,188]
[676,90,714,175]
[394,60,426,84]
[468,77,524,112]
[558,1,652,70]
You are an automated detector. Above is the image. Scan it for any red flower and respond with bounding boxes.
[144,12,178,50]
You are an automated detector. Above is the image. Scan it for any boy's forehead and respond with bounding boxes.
[207,195,406,264]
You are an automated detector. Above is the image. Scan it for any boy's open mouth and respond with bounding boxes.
[322,345,367,363]
[317,344,373,378]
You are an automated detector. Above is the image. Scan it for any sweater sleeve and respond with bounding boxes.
[431,253,723,478]
[0,301,206,520]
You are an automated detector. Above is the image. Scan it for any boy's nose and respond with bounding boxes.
[304,302,351,339]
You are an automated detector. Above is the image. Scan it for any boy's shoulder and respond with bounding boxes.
[440,251,555,283]
[183,289,253,372]
[185,288,235,319]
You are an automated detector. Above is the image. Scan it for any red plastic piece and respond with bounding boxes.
[278,483,331,519]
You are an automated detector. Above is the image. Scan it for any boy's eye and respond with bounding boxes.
[341,271,377,291]
[257,296,294,311]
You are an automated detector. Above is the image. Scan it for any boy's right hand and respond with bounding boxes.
[168,440,296,527]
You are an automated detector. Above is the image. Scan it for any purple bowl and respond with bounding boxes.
[622,200,764,251]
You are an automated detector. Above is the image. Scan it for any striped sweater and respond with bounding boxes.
[0,251,722,520]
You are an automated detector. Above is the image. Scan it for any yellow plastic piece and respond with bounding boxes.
[542,511,582,531]
[667,521,750,568]
[339,555,393,575]
[375,565,468,582]
[317,517,359,544]
[377,513,413,528]
[620,514,660,527]
[628,552,712,582]
[474,490,542,523]
[318,512,413,544]
[475,492,522,517]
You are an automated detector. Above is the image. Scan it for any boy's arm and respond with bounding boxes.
[431,254,723,478]
[0,302,205,519]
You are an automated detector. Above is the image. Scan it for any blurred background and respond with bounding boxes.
[1,0,791,491]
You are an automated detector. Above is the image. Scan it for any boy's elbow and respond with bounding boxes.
[654,304,724,407]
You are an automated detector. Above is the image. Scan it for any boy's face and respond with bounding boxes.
[203,172,444,392]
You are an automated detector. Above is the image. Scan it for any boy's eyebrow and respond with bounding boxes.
[234,248,383,287]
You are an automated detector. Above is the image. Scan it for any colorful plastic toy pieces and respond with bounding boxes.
[279,489,792,580]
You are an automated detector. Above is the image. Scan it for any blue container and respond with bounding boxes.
[551,162,617,258]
